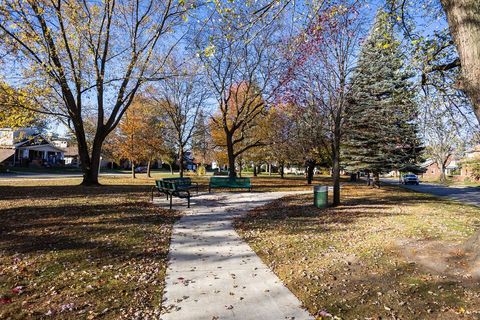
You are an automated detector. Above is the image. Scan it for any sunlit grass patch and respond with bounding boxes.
[236,182,480,319]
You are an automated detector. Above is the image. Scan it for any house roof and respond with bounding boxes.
[64,146,78,157]
[12,133,65,153]
[421,159,435,167]
[17,144,65,153]
[0,148,15,163]
[466,145,480,156]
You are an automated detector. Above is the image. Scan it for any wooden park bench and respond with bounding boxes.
[151,179,191,209]
[209,177,252,192]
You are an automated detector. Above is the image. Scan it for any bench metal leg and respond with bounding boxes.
[169,195,173,210]
[187,196,190,208]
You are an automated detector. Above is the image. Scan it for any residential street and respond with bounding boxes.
[382,178,480,207]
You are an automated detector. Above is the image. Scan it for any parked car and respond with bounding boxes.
[135,166,147,173]
[402,174,419,185]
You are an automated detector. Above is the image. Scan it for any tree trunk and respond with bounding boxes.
[332,136,341,206]
[253,164,258,177]
[366,172,371,186]
[280,161,285,179]
[268,163,272,176]
[147,160,152,178]
[226,134,237,178]
[79,135,102,186]
[441,0,480,123]
[238,160,242,178]
[306,160,316,184]
[373,172,380,188]
[131,161,136,179]
[179,148,184,178]
[440,161,447,183]
[168,163,173,175]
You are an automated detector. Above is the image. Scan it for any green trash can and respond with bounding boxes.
[314,186,328,208]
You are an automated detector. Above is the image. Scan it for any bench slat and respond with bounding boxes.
[209,177,251,192]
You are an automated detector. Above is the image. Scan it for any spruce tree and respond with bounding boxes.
[343,10,421,186]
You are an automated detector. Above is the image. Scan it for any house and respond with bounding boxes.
[421,156,459,180]
[465,145,480,159]
[460,145,480,179]
[51,139,68,149]
[63,146,80,167]
[0,128,65,167]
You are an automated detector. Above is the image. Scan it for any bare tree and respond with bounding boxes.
[191,110,214,168]
[424,98,468,182]
[148,61,208,177]
[0,0,192,185]
[295,4,363,204]
[194,3,287,177]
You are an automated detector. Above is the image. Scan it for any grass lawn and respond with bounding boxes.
[0,174,319,319]
[0,177,180,319]
[235,180,480,319]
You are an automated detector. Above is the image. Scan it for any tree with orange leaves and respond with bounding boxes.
[112,97,165,179]
[209,82,268,176]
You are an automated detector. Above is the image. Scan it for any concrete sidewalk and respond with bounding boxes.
[160,192,313,320]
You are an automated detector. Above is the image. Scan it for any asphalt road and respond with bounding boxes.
[382,178,480,207]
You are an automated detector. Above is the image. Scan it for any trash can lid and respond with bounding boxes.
[314,186,327,192]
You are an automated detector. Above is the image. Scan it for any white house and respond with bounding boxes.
[0,128,65,166]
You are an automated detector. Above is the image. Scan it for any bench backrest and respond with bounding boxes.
[155,179,177,191]
[163,177,192,187]
[163,180,178,191]
[209,177,251,188]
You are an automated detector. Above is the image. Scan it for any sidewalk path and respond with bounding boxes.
[160,192,314,320]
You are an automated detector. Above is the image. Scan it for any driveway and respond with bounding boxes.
[382,178,480,207]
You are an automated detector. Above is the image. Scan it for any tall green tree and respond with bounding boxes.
[343,10,421,186]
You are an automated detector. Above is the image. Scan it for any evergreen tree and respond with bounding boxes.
[343,10,422,186]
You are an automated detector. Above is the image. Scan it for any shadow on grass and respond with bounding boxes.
[0,201,178,258]
[0,182,182,318]
[0,184,154,200]
[236,182,443,234]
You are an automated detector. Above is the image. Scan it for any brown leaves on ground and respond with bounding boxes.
[0,182,180,319]
[235,181,480,319]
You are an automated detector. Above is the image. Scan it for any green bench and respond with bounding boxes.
[162,177,199,193]
[151,179,192,209]
[209,177,251,192]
